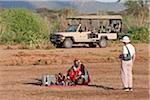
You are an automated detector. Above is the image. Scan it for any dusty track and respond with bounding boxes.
[0,43,149,100]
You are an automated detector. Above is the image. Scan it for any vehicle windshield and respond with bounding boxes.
[65,25,77,32]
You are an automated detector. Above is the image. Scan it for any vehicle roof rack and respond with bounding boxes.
[67,15,122,20]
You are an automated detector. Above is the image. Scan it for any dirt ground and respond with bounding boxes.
[0,43,149,100]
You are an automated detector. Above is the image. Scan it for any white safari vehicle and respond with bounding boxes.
[50,15,122,48]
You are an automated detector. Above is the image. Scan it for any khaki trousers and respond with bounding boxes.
[121,60,133,88]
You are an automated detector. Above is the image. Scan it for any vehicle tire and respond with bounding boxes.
[89,43,97,48]
[63,38,73,48]
[98,38,107,48]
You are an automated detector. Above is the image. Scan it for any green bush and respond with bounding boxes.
[0,8,49,47]
[122,15,149,43]
[119,27,149,43]
[127,27,149,43]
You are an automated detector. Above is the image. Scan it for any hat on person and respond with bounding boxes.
[121,36,130,43]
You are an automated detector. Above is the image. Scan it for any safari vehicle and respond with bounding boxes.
[50,15,122,48]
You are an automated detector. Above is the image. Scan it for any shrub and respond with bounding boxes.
[127,27,149,43]
[0,8,50,47]
[121,15,149,43]
[118,27,149,43]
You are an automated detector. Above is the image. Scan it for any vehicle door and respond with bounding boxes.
[74,24,91,42]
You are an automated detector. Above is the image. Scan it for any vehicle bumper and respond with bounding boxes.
[50,35,65,44]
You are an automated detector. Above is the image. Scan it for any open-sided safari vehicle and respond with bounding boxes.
[50,15,122,48]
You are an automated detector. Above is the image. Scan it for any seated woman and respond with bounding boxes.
[66,59,90,85]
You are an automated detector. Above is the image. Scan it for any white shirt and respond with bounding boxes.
[123,43,135,57]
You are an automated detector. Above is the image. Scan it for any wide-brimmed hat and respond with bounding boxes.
[121,36,130,43]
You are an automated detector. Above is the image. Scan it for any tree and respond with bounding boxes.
[124,0,149,27]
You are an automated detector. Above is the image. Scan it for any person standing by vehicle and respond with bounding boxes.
[119,36,136,92]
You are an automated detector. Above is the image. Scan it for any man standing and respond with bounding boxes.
[119,36,136,92]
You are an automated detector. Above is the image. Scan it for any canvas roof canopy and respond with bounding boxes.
[67,15,122,20]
